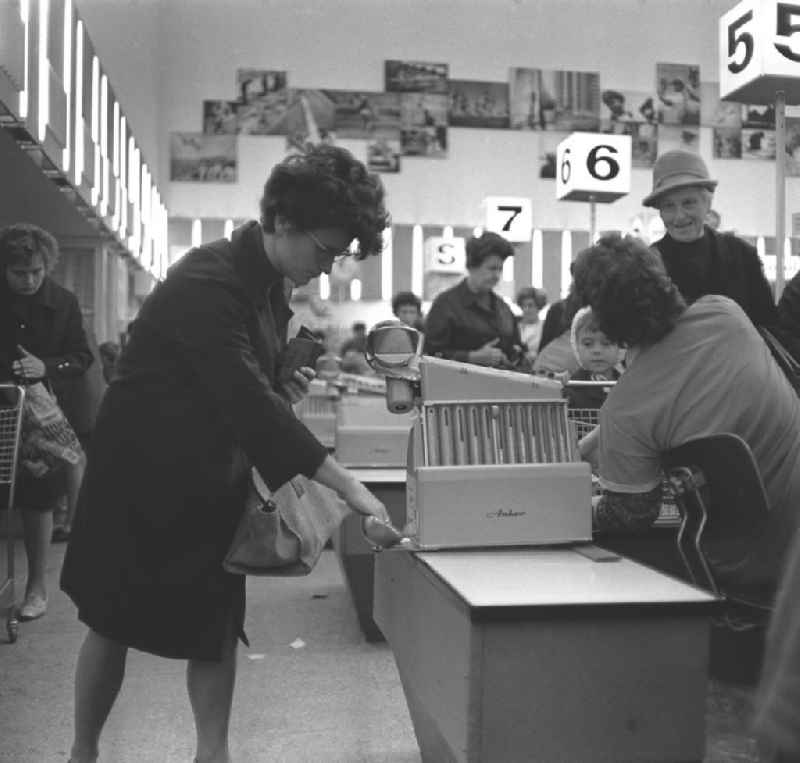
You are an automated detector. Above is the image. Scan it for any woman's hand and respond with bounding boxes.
[340,480,391,524]
[13,345,46,380]
[283,366,316,404]
[312,454,391,524]
[468,338,508,367]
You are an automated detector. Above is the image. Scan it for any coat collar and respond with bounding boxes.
[230,221,284,308]
[1,276,59,311]
[455,277,496,312]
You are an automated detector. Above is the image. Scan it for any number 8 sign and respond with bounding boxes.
[720,0,800,103]
[555,132,631,203]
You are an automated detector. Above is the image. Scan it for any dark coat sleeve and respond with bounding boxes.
[41,291,94,382]
[738,240,779,329]
[778,271,800,336]
[423,293,470,363]
[538,300,566,352]
[149,278,328,491]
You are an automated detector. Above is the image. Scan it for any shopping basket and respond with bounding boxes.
[0,385,25,643]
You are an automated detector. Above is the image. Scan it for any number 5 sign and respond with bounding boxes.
[555,132,631,203]
[483,196,533,242]
[721,0,800,103]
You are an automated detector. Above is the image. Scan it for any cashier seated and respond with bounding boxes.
[574,233,800,592]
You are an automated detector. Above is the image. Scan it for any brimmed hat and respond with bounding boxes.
[643,150,717,208]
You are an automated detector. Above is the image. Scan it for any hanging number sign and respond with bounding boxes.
[483,196,533,242]
[555,132,631,203]
[720,0,800,103]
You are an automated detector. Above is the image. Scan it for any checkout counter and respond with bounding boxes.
[361,322,720,763]
[332,391,411,640]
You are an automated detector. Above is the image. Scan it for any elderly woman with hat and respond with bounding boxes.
[644,149,777,330]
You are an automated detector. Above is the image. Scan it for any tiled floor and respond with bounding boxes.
[0,540,764,762]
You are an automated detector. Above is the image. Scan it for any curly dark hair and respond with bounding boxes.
[515,286,548,309]
[571,233,686,347]
[0,223,60,272]
[259,145,389,259]
[465,231,514,269]
[391,290,422,315]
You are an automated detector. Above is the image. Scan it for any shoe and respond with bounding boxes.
[51,526,71,543]
[18,593,47,621]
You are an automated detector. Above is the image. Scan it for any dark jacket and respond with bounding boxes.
[0,276,93,430]
[777,270,800,364]
[564,367,621,409]
[653,227,778,330]
[538,300,567,353]
[61,221,329,660]
[424,278,523,366]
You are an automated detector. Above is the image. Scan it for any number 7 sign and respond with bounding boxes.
[720,0,800,103]
[483,196,533,242]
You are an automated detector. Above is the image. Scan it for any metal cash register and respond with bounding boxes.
[365,321,593,550]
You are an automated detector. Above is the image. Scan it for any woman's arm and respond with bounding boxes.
[42,293,94,380]
[592,486,662,533]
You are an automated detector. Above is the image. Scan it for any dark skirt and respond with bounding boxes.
[70,572,248,661]
[0,466,65,513]
[60,449,252,662]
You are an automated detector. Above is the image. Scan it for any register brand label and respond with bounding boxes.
[486,508,527,519]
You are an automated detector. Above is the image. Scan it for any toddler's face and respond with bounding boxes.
[577,330,618,375]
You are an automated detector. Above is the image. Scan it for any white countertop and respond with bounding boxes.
[416,548,717,607]
[349,468,406,483]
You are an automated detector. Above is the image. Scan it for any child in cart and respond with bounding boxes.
[564,306,621,410]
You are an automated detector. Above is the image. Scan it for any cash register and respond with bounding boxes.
[365,321,592,549]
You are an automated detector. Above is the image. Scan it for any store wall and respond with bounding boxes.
[75,0,799,237]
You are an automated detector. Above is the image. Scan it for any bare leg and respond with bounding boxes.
[21,508,52,598]
[187,620,238,763]
[69,629,128,763]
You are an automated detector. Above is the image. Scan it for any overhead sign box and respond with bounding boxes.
[555,132,631,203]
[720,0,800,103]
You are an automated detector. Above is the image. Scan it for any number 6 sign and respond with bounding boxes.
[720,0,800,103]
[555,132,631,203]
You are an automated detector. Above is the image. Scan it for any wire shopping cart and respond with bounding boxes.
[0,385,25,643]
[564,380,679,528]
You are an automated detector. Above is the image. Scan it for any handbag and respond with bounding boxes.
[19,381,84,478]
[223,467,350,576]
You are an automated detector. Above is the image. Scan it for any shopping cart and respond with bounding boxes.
[565,380,680,528]
[0,385,25,643]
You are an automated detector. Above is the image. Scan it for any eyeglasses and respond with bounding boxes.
[305,230,351,262]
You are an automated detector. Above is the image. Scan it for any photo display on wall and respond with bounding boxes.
[202,100,240,135]
[324,90,402,139]
[448,80,510,128]
[786,116,800,176]
[385,60,449,94]
[366,128,402,173]
[182,58,800,184]
[400,92,448,157]
[170,133,237,183]
[509,67,600,132]
[600,88,658,167]
[235,69,290,135]
[655,63,700,126]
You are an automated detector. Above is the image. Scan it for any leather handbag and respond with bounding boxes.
[223,468,349,576]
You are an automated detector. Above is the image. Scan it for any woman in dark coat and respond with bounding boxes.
[61,146,392,763]
[423,231,527,369]
[0,223,92,621]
